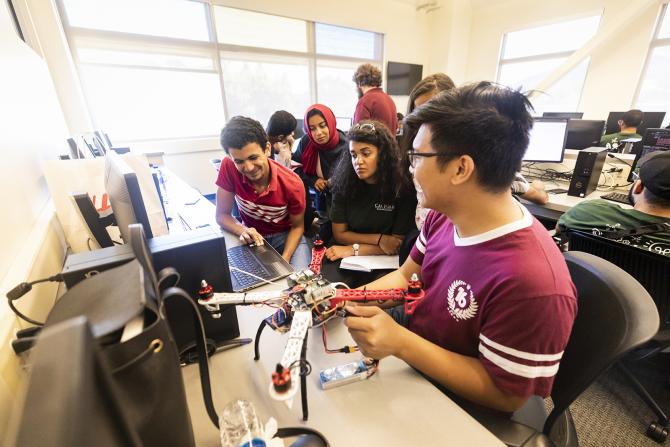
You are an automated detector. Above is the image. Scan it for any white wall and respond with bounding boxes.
[462,0,665,119]
[0,0,69,437]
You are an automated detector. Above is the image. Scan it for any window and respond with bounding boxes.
[635,4,670,127]
[57,0,383,144]
[213,6,307,52]
[220,53,311,126]
[497,15,601,114]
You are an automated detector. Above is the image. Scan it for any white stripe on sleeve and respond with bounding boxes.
[478,344,560,379]
[479,334,564,362]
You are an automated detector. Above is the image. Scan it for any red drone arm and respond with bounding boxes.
[309,239,326,274]
[331,276,425,315]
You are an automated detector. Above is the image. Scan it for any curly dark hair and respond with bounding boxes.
[220,116,268,153]
[352,64,382,87]
[332,120,411,202]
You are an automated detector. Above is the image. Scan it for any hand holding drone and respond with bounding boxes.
[197,239,424,420]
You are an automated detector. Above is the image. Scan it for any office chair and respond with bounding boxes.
[567,230,670,442]
[461,251,659,447]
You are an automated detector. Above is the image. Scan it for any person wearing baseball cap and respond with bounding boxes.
[558,151,670,256]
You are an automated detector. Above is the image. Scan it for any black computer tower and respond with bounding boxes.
[62,227,240,356]
[568,147,608,198]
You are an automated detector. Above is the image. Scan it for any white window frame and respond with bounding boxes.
[495,15,601,112]
[55,0,384,147]
[633,2,670,118]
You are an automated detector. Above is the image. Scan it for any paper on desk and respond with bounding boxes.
[340,255,399,272]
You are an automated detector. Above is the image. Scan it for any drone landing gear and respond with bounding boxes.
[254,320,268,360]
[254,320,311,421]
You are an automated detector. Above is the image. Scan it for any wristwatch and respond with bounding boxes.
[352,243,360,256]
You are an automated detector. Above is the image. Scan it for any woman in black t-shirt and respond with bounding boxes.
[325,120,416,261]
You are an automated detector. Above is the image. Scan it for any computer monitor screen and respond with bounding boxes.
[543,112,584,119]
[104,151,153,242]
[564,119,606,150]
[523,118,569,163]
[386,62,423,95]
[605,111,667,136]
[627,128,670,182]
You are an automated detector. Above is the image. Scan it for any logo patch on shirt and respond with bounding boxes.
[374,203,395,212]
[446,280,478,321]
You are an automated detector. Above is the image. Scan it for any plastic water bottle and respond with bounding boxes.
[219,399,266,447]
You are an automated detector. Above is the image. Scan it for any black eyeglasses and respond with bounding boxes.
[406,150,456,167]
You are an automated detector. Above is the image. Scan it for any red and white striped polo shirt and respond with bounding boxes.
[216,157,305,236]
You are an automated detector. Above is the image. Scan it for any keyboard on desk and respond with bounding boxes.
[226,244,293,292]
[600,192,630,204]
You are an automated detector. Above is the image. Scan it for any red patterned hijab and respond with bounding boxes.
[302,104,339,175]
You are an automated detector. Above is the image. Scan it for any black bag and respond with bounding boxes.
[47,223,329,446]
[44,225,195,446]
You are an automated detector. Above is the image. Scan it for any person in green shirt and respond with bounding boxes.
[325,120,416,261]
[557,151,670,256]
[599,109,643,147]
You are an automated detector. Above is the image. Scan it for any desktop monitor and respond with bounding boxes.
[627,128,670,182]
[104,151,153,242]
[605,111,667,136]
[543,112,584,119]
[13,316,142,446]
[386,62,423,95]
[523,118,569,163]
[564,119,606,150]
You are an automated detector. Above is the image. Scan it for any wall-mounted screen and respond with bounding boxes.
[386,62,423,95]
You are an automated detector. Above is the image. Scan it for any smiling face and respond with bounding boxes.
[228,141,271,185]
[412,124,453,210]
[308,114,330,145]
[349,140,379,183]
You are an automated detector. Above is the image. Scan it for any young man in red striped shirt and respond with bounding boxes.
[215,116,311,268]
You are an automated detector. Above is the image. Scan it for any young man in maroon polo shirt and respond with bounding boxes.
[352,64,398,134]
[345,82,577,413]
[215,116,311,268]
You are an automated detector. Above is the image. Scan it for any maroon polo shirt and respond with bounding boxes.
[409,206,577,398]
[353,87,398,134]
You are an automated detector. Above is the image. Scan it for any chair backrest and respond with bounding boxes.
[544,251,659,433]
[567,230,670,332]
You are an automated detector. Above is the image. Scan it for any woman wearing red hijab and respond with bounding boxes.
[292,104,347,219]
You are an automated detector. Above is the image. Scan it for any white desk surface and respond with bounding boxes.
[540,185,633,213]
[183,303,505,446]
[520,149,636,214]
[163,171,504,446]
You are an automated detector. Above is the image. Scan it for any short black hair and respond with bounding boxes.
[220,116,268,153]
[405,81,534,193]
[266,110,297,141]
[644,188,670,208]
[622,109,643,128]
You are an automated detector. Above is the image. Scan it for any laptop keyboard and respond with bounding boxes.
[227,245,273,290]
[600,192,629,205]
